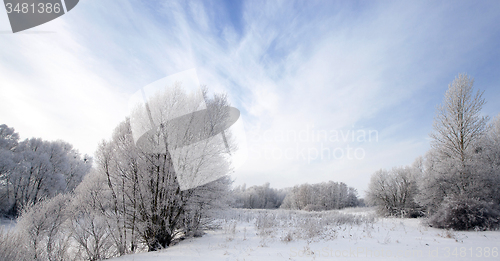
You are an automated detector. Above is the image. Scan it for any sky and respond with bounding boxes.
[1,0,500,197]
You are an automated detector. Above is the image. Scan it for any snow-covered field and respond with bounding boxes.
[111,208,500,261]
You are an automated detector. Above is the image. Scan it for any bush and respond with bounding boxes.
[17,194,73,261]
[429,195,500,231]
[367,166,422,218]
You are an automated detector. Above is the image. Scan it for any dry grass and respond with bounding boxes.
[217,208,377,243]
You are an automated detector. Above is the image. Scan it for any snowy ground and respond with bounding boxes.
[109,208,499,260]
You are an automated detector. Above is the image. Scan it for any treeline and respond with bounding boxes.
[366,74,500,230]
[231,182,287,209]
[0,124,92,217]
[231,181,360,210]
[281,181,359,210]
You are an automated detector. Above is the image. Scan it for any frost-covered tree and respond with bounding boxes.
[366,163,422,217]
[473,114,500,203]
[0,125,92,217]
[417,74,500,230]
[0,124,19,214]
[429,73,488,194]
[10,139,91,215]
[88,85,235,252]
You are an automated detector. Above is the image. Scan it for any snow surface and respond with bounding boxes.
[111,208,499,261]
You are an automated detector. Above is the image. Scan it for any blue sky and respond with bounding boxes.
[1,0,500,196]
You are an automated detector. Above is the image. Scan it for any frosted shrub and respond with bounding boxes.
[17,194,72,261]
[69,211,114,260]
[222,220,237,241]
[299,218,322,239]
[366,166,422,218]
[429,195,500,231]
[69,170,120,260]
[255,212,278,230]
[280,231,293,243]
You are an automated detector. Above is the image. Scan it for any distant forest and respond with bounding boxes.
[231,181,361,210]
